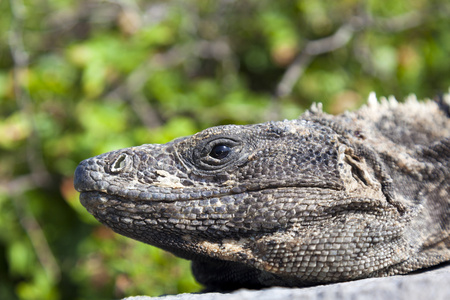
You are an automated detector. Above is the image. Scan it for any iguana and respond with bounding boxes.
[74,93,450,291]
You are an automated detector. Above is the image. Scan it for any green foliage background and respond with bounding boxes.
[0,0,449,299]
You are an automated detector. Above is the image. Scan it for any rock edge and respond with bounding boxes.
[125,264,450,300]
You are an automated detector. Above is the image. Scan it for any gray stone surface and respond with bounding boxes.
[124,264,450,300]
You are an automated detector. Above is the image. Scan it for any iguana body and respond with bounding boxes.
[74,94,450,291]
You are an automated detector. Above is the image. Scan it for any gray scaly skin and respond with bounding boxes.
[74,94,450,291]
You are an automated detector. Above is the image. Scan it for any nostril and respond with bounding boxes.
[110,153,130,173]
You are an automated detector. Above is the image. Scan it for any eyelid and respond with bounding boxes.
[191,138,243,171]
[201,139,240,156]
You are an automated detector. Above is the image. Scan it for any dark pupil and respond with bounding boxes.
[209,144,231,159]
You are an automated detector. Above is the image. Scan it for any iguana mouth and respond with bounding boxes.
[78,180,344,205]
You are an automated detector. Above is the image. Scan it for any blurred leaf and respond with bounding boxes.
[8,240,35,277]
[134,23,175,47]
[260,11,299,65]
[373,45,398,79]
[27,55,76,98]
[16,268,59,300]
[147,117,198,144]
[0,72,10,99]
[0,112,31,149]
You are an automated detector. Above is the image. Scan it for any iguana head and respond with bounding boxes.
[74,118,404,288]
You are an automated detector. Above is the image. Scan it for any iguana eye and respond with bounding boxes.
[182,136,244,172]
[209,144,231,159]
